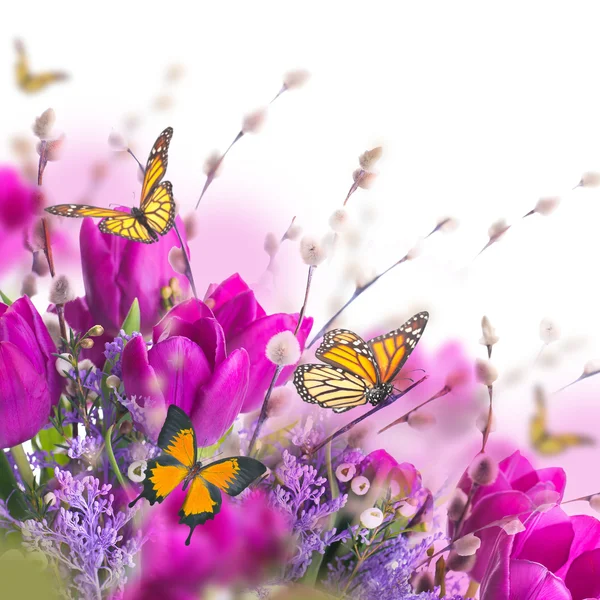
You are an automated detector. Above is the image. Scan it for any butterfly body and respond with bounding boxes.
[129,405,267,545]
[294,312,429,412]
[45,128,175,243]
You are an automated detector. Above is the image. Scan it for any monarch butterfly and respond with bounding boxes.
[45,127,175,243]
[130,405,267,545]
[294,312,429,413]
[14,39,68,94]
[530,386,594,455]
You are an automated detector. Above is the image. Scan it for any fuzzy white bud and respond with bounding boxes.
[203,151,224,177]
[447,489,469,521]
[37,136,64,162]
[106,375,121,390]
[183,212,199,241]
[265,331,301,366]
[360,507,384,529]
[468,453,499,486]
[49,274,74,305]
[283,69,310,90]
[128,460,147,483]
[32,252,49,276]
[583,360,600,376]
[406,239,423,261]
[579,172,600,188]
[55,353,74,376]
[20,273,38,297]
[539,317,560,344]
[412,572,435,593]
[488,219,510,240]
[335,463,357,482]
[453,534,481,557]
[263,232,280,258]
[242,107,268,134]
[480,316,499,348]
[353,169,377,189]
[534,196,561,216]
[446,551,476,573]
[502,519,526,535]
[300,235,328,266]
[475,358,498,386]
[283,221,302,241]
[358,147,383,171]
[328,208,350,233]
[168,247,187,274]
[351,475,371,496]
[32,108,56,140]
[589,494,600,514]
[437,216,459,233]
[108,131,127,151]
[407,411,436,430]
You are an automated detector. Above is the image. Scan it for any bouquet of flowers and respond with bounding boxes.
[2,69,600,600]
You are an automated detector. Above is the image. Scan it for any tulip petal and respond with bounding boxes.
[0,303,46,373]
[565,548,600,599]
[153,299,214,345]
[122,335,165,406]
[480,531,513,600]
[228,313,313,412]
[214,289,265,340]
[0,342,50,448]
[148,336,212,415]
[509,559,572,600]
[206,274,264,315]
[556,515,600,580]
[191,349,249,445]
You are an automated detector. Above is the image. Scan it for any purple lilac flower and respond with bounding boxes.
[272,450,350,579]
[4,469,143,599]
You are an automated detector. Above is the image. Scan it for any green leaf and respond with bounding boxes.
[0,452,27,519]
[0,290,13,306]
[35,426,71,467]
[121,298,140,335]
[198,425,234,460]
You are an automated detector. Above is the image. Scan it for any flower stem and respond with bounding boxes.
[105,424,132,497]
[310,375,428,455]
[173,222,198,299]
[10,444,34,488]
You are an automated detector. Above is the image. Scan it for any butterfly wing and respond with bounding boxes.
[45,205,129,219]
[140,127,173,206]
[316,329,379,385]
[141,181,175,236]
[294,364,372,412]
[14,40,67,93]
[179,477,222,545]
[368,312,429,384]
[199,457,267,496]
[98,214,155,243]
[129,405,197,509]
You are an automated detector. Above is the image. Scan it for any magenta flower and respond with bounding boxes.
[360,449,422,500]
[123,489,288,599]
[121,306,249,445]
[63,216,189,365]
[0,296,62,448]
[0,166,39,274]
[203,274,313,411]
[450,451,567,583]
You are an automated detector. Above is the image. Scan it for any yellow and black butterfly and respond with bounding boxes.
[294,312,429,413]
[45,127,175,243]
[530,385,594,455]
[129,405,267,545]
[15,39,68,94]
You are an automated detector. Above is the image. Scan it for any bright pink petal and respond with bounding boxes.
[565,548,600,599]
[556,516,600,580]
[509,559,572,600]
[122,335,165,406]
[153,299,214,344]
[214,289,265,340]
[480,531,513,600]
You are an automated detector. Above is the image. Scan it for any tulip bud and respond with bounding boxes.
[119,420,133,435]
[475,358,498,386]
[49,274,74,305]
[32,108,56,140]
[263,232,280,258]
[80,338,94,349]
[447,489,469,521]
[446,550,476,573]
[300,235,328,266]
[468,453,499,486]
[351,476,370,496]
[106,375,121,390]
[283,69,310,90]
[412,572,435,593]
[242,107,268,134]
[265,331,301,366]
[329,208,350,232]
[360,507,384,529]
[335,463,357,482]
[539,317,560,344]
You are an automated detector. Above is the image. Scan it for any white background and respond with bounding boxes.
[3,1,600,504]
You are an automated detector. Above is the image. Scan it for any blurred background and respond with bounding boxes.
[2,1,600,507]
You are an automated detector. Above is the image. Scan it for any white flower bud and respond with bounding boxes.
[300,235,328,266]
[32,108,56,140]
[55,353,74,377]
[501,518,526,535]
[242,107,268,134]
[475,358,498,386]
[539,317,560,344]
[283,69,310,90]
[358,147,383,171]
[203,151,224,177]
[437,216,459,233]
[283,221,302,241]
[480,316,499,348]
[329,208,350,232]
[579,171,600,188]
[468,453,499,486]
[488,219,510,240]
[407,411,436,430]
[335,463,356,482]
[77,359,95,374]
[360,507,384,529]
[453,533,481,556]
[183,212,199,241]
[106,375,121,390]
[20,273,38,297]
[265,331,301,366]
[583,360,600,376]
[128,460,147,483]
[263,232,280,258]
[168,247,187,274]
[49,274,74,305]
[351,476,371,496]
[43,492,57,507]
[108,131,127,151]
[447,489,469,521]
[589,494,600,514]
[534,196,561,216]
[353,169,378,189]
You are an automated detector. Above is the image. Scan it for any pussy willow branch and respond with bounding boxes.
[129,149,198,299]
[309,374,428,455]
[307,221,443,349]
[480,344,495,453]
[248,265,316,456]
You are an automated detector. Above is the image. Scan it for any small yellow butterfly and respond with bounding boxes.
[530,386,594,455]
[15,39,68,94]
[45,128,176,243]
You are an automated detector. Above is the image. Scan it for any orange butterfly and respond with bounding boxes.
[45,128,175,243]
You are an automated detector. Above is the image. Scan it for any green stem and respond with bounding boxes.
[0,451,28,519]
[9,445,33,488]
[105,424,131,496]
